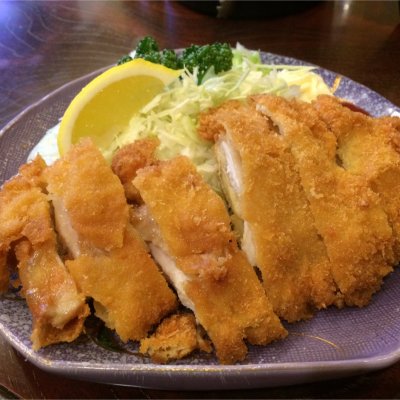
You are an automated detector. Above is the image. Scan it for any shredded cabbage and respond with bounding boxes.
[108,44,332,192]
[33,45,332,188]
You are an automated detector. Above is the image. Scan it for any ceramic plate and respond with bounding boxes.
[0,52,400,390]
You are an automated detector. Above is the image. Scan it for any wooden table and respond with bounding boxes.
[0,1,399,398]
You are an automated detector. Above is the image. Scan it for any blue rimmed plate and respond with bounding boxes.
[0,52,399,390]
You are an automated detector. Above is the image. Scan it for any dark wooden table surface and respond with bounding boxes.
[0,1,399,398]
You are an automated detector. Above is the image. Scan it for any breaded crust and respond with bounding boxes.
[0,156,53,251]
[46,139,177,342]
[67,225,178,342]
[16,240,89,350]
[198,99,338,321]
[135,156,236,280]
[0,158,89,349]
[134,156,287,364]
[314,95,400,263]
[45,139,129,254]
[111,137,160,203]
[184,249,287,363]
[254,95,393,306]
[140,313,211,363]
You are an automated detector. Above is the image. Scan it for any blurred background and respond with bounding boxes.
[0,1,399,129]
[0,1,400,399]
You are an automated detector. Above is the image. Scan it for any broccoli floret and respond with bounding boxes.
[181,43,233,83]
[117,36,161,66]
[133,37,180,69]
[135,36,159,56]
[134,36,161,64]
[117,55,133,65]
[180,45,200,70]
[160,49,182,70]
[140,51,162,64]
[117,37,233,84]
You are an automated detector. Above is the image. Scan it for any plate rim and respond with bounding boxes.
[0,66,109,141]
[1,51,400,389]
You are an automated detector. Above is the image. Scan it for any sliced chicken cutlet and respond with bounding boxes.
[66,225,177,342]
[0,157,52,255]
[15,239,89,349]
[314,95,400,263]
[253,95,393,307]
[45,139,177,342]
[198,99,338,321]
[111,137,160,204]
[44,138,129,257]
[0,157,89,349]
[140,313,212,363]
[133,156,287,364]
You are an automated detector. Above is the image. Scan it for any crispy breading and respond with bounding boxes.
[44,139,129,256]
[66,225,177,342]
[111,138,160,203]
[197,105,228,141]
[134,156,287,364]
[0,156,54,293]
[314,95,400,263]
[254,94,393,306]
[139,313,211,363]
[198,99,338,321]
[0,156,53,249]
[0,158,89,349]
[17,155,47,190]
[184,249,287,363]
[15,240,89,350]
[136,157,236,281]
[45,139,177,342]
[382,117,400,155]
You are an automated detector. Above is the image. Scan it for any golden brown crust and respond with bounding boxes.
[134,156,286,364]
[0,157,53,248]
[139,313,210,363]
[253,94,393,306]
[30,313,88,350]
[184,250,287,363]
[66,225,178,342]
[379,116,400,153]
[45,139,177,343]
[134,156,236,280]
[0,157,53,293]
[45,138,129,253]
[0,157,89,349]
[16,240,89,350]
[198,101,245,141]
[111,138,160,204]
[199,99,338,321]
[17,155,48,190]
[314,95,400,263]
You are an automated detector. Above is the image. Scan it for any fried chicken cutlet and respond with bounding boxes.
[198,99,338,321]
[44,139,129,257]
[45,139,177,342]
[253,95,394,307]
[111,138,160,204]
[314,95,400,263]
[0,157,89,349]
[140,313,212,363]
[133,156,287,364]
[66,225,177,342]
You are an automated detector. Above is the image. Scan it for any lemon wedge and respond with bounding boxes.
[57,59,181,157]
